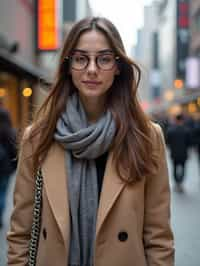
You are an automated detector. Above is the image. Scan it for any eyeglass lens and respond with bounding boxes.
[70,53,117,70]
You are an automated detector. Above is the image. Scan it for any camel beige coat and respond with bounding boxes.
[7,123,174,266]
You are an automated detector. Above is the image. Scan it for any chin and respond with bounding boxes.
[81,89,107,98]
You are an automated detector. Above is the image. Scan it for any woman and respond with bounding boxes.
[7,17,174,266]
[0,107,17,228]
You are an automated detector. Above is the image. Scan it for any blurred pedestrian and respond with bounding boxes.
[7,17,174,266]
[193,114,200,172]
[152,112,169,141]
[166,113,191,192]
[0,107,17,228]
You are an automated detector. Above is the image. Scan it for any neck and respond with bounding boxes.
[79,95,106,123]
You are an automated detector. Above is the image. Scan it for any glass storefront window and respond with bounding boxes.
[0,72,33,129]
[0,72,19,128]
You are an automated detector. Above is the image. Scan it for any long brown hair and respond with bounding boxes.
[26,17,158,183]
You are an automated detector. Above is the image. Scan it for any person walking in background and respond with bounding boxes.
[166,113,191,192]
[0,107,17,228]
[152,112,169,142]
[7,17,174,266]
[192,113,200,173]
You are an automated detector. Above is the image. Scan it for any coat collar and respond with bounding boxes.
[42,142,125,246]
[95,153,125,236]
[42,142,69,248]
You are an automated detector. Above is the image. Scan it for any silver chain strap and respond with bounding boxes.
[28,169,43,266]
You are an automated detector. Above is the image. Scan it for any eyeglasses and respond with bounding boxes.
[65,53,119,71]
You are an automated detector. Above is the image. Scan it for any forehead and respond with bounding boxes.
[74,30,112,52]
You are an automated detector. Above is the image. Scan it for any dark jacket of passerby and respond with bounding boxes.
[193,119,200,155]
[0,107,17,227]
[0,108,17,177]
[166,117,191,163]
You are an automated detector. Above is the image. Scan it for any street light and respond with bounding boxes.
[197,97,200,107]
[0,88,6,97]
[22,87,32,97]
[174,79,184,89]
[188,103,197,113]
[164,90,174,101]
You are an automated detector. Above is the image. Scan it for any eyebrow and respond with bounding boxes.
[72,49,113,54]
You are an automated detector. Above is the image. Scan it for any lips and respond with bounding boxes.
[82,80,102,85]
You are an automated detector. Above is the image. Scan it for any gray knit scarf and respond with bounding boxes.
[54,93,116,266]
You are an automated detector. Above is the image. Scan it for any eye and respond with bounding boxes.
[98,54,113,64]
[73,54,87,64]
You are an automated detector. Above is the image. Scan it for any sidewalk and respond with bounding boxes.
[168,149,200,266]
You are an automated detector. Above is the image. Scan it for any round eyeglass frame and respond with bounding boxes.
[65,53,120,71]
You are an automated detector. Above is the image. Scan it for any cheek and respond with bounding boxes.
[103,73,116,89]
[71,72,82,87]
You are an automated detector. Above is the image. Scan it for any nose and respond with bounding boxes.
[87,57,98,74]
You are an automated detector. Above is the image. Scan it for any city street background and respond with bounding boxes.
[0,149,200,266]
[0,0,200,265]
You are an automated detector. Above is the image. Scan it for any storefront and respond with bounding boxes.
[149,91,200,118]
[0,50,48,130]
[169,92,200,116]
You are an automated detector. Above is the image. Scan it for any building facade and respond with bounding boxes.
[0,0,48,129]
[190,0,200,55]
[134,1,161,111]
[0,0,92,129]
[158,0,177,92]
[63,0,92,36]
[38,0,92,91]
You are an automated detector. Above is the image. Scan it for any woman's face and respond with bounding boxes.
[69,30,119,101]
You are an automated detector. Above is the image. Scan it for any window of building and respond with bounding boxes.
[194,10,200,31]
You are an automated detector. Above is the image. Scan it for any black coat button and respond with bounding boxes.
[42,228,47,240]
[118,231,128,242]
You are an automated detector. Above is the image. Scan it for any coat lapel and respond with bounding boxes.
[42,145,125,246]
[96,152,126,237]
[42,142,70,249]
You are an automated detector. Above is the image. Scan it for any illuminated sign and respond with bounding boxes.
[186,57,200,89]
[176,0,190,81]
[37,0,60,51]
[178,2,189,28]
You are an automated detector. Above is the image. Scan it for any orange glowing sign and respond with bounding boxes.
[37,0,60,50]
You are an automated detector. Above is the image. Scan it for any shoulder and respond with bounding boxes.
[21,123,41,145]
[22,125,32,140]
[149,121,166,152]
[150,121,162,133]
[21,123,56,161]
[149,121,165,140]
[19,124,40,157]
